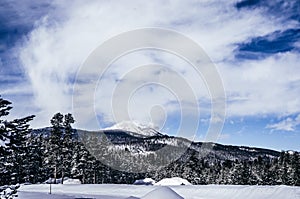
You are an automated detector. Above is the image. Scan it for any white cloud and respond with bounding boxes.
[221,52,300,117]
[218,133,230,140]
[266,114,300,132]
[16,0,300,130]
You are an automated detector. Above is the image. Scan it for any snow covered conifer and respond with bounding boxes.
[0,96,12,185]
[5,115,35,184]
[0,96,35,185]
[61,113,75,183]
[46,112,64,184]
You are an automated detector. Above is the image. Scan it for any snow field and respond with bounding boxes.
[19,184,300,199]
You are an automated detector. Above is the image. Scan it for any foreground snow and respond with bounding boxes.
[18,184,300,199]
[142,187,183,199]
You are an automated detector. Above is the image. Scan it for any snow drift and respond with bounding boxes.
[155,177,191,186]
[44,177,81,184]
[63,178,81,184]
[142,186,183,199]
[133,178,156,185]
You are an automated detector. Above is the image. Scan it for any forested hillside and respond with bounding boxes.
[1,96,299,186]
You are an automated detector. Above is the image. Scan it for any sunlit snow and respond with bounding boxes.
[18,184,300,199]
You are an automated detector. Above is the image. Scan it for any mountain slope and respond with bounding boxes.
[32,126,281,161]
[104,121,163,138]
[28,126,300,185]
[76,128,281,166]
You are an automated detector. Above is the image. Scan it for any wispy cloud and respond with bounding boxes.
[267,114,300,132]
[8,0,299,133]
[222,52,300,117]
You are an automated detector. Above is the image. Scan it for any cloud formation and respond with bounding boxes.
[14,0,300,133]
[267,114,300,132]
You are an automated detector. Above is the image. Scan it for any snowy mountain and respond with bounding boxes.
[104,121,163,138]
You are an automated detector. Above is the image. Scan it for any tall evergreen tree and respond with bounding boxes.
[46,112,64,184]
[25,134,46,183]
[44,113,77,184]
[61,113,75,184]
[6,115,35,184]
[0,96,12,185]
[291,152,300,186]
[0,97,12,155]
[0,96,35,185]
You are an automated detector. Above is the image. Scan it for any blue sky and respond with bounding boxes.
[0,0,299,151]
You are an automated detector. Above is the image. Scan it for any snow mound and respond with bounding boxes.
[142,186,183,199]
[44,177,81,184]
[105,121,162,137]
[155,177,191,186]
[63,178,81,184]
[133,178,156,185]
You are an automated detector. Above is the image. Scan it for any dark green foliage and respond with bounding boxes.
[44,112,76,184]
[0,96,35,185]
[0,97,12,155]
[45,113,64,184]
[5,115,35,184]
[149,150,300,186]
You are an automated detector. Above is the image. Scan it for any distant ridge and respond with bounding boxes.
[104,121,163,138]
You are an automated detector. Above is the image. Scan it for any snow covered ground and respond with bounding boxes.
[18,184,300,199]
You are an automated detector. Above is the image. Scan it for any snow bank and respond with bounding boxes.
[142,186,183,199]
[44,177,81,184]
[133,178,156,185]
[155,177,191,186]
[63,178,81,184]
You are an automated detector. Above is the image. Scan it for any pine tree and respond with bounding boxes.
[231,160,251,185]
[0,97,12,149]
[291,152,300,186]
[71,143,95,184]
[24,134,45,183]
[5,115,35,184]
[46,113,64,184]
[61,113,75,184]
[0,96,35,185]
[0,96,12,185]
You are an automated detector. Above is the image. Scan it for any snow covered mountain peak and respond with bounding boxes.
[104,121,163,137]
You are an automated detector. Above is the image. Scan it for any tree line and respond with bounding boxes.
[154,150,300,186]
[0,96,299,186]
